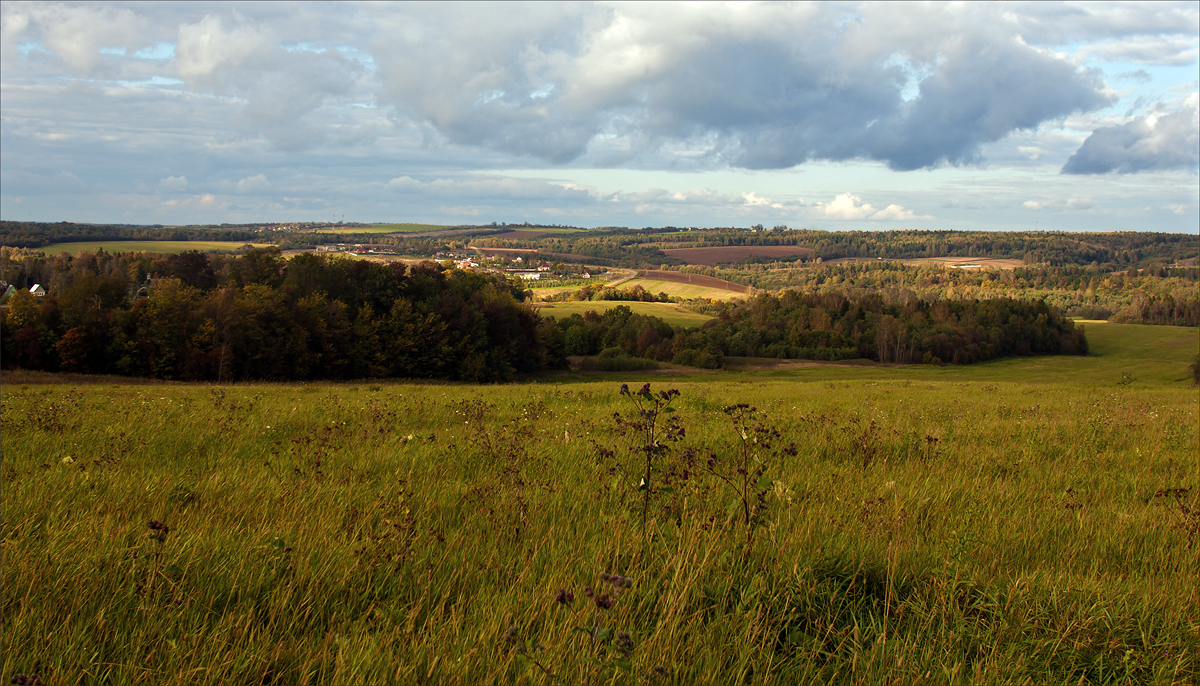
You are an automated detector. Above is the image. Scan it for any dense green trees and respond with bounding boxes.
[1,249,561,382]
[468,226,1197,272]
[554,291,1087,367]
[0,221,258,248]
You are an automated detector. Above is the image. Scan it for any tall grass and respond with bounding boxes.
[2,327,1197,685]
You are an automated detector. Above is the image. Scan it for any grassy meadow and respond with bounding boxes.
[39,241,272,255]
[615,278,746,300]
[1,323,1197,685]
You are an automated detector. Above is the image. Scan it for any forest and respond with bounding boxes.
[1,247,1089,380]
[1,249,558,382]
[0,220,259,248]
[470,226,1198,269]
[553,291,1087,368]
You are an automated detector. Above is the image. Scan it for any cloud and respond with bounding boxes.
[1022,197,1094,211]
[871,204,928,221]
[161,193,224,209]
[236,174,269,192]
[387,174,592,200]
[365,3,1117,170]
[1080,37,1199,66]
[816,193,877,220]
[157,175,188,192]
[1114,69,1152,84]
[175,14,363,150]
[383,172,805,218]
[1062,93,1199,174]
[2,2,1197,231]
[814,193,932,221]
[1,2,151,75]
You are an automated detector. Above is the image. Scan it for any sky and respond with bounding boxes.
[1,1,1197,232]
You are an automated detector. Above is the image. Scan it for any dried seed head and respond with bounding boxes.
[502,624,519,645]
[594,593,613,609]
[615,631,635,654]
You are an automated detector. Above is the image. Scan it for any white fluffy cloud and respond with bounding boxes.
[1,3,151,74]
[235,174,269,193]
[1022,197,1095,211]
[814,193,932,221]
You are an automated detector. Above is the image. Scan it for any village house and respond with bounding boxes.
[506,270,541,280]
[29,284,46,299]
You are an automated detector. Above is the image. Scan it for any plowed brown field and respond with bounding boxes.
[661,245,815,265]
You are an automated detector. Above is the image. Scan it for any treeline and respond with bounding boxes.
[543,284,673,303]
[709,261,1200,327]
[0,249,561,382]
[644,229,1196,268]
[473,228,685,268]
[555,290,1087,368]
[0,221,259,248]
[475,227,1197,271]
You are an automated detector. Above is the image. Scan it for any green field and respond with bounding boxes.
[1,323,1197,685]
[619,278,746,300]
[39,240,271,255]
[732,322,1198,387]
[535,300,715,328]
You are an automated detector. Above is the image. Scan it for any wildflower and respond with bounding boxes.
[594,593,613,609]
[147,520,169,533]
[555,589,575,605]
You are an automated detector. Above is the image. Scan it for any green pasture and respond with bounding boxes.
[1,323,1197,685]
[535,300,715,328]
[37,240,271,255]
[618,278,746,300]
[732,322,1198,388]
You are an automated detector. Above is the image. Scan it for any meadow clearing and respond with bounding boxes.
[0,323,1196,685]
[612,279,744,301]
